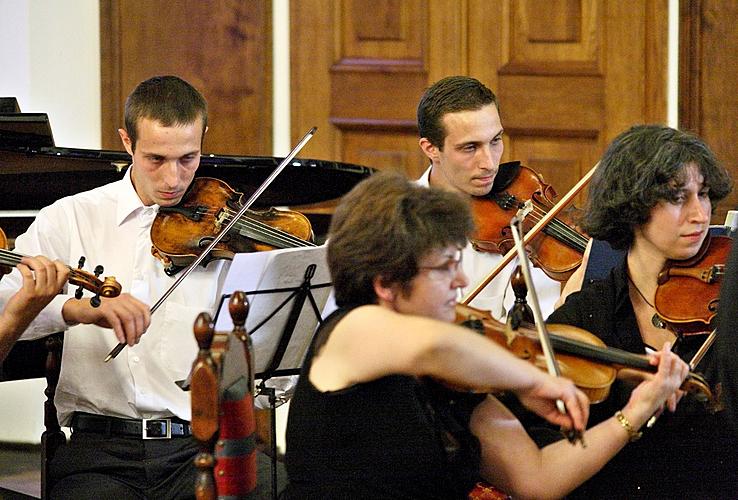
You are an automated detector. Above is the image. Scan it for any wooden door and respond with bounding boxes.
[680,0,738,223]
[291,0,668,202]
[100,0,272,155]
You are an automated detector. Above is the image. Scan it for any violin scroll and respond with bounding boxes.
[0,228,122,308]
[69,256,122,308]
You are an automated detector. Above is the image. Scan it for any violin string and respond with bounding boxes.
[527,205,586,244]
[530,209,588,248]
[0,249,95,283]
[0,248,23,265]
[186,207,313,248]
[525,206,589,251]
[220,208,315,247]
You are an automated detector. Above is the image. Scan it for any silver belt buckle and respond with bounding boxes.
[142,418,171,439]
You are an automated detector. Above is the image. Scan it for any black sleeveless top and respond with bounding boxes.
[282,307,485,499]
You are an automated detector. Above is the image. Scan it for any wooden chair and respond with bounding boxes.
[190,291,257,500]
[0,332,65,500]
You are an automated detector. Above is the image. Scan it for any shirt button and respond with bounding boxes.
[132,356,140,363]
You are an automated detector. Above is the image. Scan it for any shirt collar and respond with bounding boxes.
[416,165,432,187]
[116,166,159,226]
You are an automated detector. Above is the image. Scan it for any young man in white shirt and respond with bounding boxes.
[416,76,561,320]
[0,76,228,498]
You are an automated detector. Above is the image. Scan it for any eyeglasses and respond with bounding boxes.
[418,249,463,281]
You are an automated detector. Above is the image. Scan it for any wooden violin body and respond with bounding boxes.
[151,177,315,275]
[456,303,713,404]
[655,234,731,336]
[470,162,589,282]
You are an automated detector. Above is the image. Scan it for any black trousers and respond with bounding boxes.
[48,430,198,500]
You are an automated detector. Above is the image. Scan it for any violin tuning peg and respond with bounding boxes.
[90,294,101,308]
[75,285,83,300]
[77,256,86,269]
[94,265,103,277]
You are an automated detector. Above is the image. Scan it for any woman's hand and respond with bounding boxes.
[516,373,590,435]
[622,342,689,425]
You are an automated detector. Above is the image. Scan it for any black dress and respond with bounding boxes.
[547,257,738,499]
[282,307,485,499]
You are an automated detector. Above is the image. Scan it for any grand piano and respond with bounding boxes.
[0,99,374,380]
[0,98,374,242]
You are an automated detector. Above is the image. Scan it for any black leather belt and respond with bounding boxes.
[71,412,192,439]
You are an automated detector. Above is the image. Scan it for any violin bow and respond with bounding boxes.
[509,202,585,446]
[461,161,599,305]
[690,328,716,370]
[104,127,318,362]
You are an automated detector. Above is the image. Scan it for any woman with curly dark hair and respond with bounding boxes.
[547,124,737,498]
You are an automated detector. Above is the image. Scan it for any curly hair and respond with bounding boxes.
[583,124,732,249]
[328,172,474,307]
[124,75,208,152]
[417,76,497,149]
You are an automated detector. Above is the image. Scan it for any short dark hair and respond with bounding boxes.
[583,124,732,249]
[417,75,498,149]
[124,75,208,152]
[328,172,474,307]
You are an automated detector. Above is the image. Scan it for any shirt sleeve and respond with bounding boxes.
[0,203,76,339]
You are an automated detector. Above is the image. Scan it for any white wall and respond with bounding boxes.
[0,0,100,443]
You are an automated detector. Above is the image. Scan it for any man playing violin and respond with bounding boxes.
[0,256,69,362]
[416,75,561,320]
[283,171,688,499]
[547,124,737,497]
[0,75,228,498]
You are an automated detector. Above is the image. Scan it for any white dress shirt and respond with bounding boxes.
[416,166,560,320]
[0,168,229,425]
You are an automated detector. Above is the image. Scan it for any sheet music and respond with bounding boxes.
[215,244,332,406]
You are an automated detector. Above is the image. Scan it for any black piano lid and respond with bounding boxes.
[0,144,374,210]
[0,112,55,148]
[0,98,21,113]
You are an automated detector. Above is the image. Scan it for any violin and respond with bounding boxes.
[456,303,713,405]
[150,177,316,275]
[655,232,731,336]
[470,161,589,282]
[0,228,122,306]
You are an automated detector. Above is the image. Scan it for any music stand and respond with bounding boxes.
[212,244,332,498]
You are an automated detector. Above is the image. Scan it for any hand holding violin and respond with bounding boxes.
[515,371,590,437]
[619,342,689,431]
[62,293,151,347]
[0,256,69,361]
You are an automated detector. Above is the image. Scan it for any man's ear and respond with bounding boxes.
[118,128,134,156]
[372,275,397,304]
[419,137,440,163]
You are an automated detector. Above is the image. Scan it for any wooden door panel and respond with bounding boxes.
[498,75,603,137]
[100,0,272,155]
[507,0,601,73]
[340,0,425,62]
[681,0,738,223]
[509,136,600,207]
[343,131,427,178]
[292,0,667,191]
